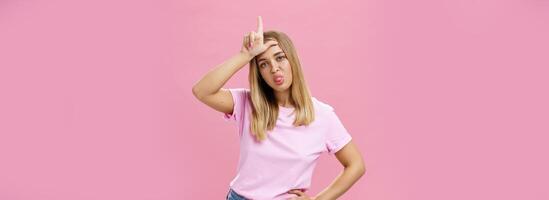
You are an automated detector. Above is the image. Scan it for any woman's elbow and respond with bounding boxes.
[192,86,203,100]
[353,160,366,177]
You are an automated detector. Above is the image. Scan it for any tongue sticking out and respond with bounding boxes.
[274,77,284,85]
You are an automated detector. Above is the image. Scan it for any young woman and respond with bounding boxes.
[192,16,366,200]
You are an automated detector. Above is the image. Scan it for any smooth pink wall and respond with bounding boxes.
[1,0,548,199]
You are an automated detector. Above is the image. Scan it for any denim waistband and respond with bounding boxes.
[226,188,247,200]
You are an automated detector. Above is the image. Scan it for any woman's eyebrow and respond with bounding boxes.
[257,52,285,63]
[257,51,284,63]
[257,58,267,63]
[274,52,285,56]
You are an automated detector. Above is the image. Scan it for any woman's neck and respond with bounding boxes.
[274,90,293,108]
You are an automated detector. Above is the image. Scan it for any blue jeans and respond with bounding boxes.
[226,188,248,200]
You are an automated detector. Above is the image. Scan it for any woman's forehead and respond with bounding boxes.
[258,45,284,59]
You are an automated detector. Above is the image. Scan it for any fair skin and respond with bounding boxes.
[255,43,294,108]
[192,16,365,200]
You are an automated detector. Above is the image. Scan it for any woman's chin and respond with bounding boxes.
[271,83,291,92]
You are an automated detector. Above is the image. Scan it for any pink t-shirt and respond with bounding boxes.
[223,88,352,200]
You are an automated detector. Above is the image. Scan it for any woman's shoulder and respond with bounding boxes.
[228,88,251,99]
[311,96,335,113]
[229,87,250,94]
[226,88,251,107]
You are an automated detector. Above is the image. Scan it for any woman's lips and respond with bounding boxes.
[274,76,284,85]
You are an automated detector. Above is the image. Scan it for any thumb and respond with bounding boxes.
[288,189,305,196]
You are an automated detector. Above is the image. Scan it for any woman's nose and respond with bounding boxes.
[270,63,280,73]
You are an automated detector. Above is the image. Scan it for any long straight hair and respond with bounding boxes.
[248,30,315,141]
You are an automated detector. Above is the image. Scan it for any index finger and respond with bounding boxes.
[257,16,263,34]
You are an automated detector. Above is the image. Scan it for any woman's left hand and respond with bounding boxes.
[288,189,315,200]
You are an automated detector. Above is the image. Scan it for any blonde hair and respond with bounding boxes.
[248,30,315,141]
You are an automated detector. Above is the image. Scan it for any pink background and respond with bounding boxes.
[1,0,548,199]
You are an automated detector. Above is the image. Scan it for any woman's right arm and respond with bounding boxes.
[191,51,253,114]
[192,16,276,114]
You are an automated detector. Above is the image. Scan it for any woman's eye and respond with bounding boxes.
[276,56,286,61]
[260,63,267,68]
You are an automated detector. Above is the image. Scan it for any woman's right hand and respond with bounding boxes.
[241,16,278,58]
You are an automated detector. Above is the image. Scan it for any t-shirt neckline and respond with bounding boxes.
[278,105,295,112]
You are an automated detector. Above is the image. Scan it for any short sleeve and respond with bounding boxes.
[325,110,353,155]
[223,88,249,125]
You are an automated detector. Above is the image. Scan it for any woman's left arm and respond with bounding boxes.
[313,140,366,200]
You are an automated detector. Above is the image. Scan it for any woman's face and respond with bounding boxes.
[256,44,293,92]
